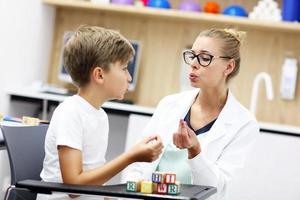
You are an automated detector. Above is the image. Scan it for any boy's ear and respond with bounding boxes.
[92,66,105,84]
[224,59,235,77]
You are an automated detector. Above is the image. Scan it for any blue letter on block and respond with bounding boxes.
[152,172,162,183]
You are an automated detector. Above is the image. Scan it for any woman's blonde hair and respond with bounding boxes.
[198,28,246,81]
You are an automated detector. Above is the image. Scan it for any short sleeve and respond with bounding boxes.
[51,107,83,151]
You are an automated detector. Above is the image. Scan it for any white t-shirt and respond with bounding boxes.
[37,95,109,200]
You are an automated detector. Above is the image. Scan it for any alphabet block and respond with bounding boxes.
[140,181,153,194]
[157,183,168,194]
[22,116,40,126]
[152,172,163,183]
[126,181,138,192]
[167,181,180,195]
[164,173,176,184]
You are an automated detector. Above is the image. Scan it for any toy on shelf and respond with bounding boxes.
[249,0,282,21]
[2,115,22,123]
[142,0,149,6]
[147,0,171,9]
[126,171,181,195]
[178,0,201,12]
[203,1,220,14]
[22,116,40,126]
[111,0,134,5]
[223,5,248,17]
[282,0,300,22]
[134,0,145,7]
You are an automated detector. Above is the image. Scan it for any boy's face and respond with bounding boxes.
[103,61,132,100]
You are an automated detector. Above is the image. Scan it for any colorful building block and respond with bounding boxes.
[22,116,40,126]
[152,172,163,183]
[167,181,180,195]
[140,181,153,194]
[164,173,176,184]
[126,181,138,192]
[152,182,158,193]
[175,181,181,193]
[125,172,180,195]
[157,183,168,194]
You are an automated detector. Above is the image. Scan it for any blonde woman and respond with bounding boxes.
[125,28,259,200]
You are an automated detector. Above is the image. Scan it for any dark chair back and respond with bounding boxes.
[1,125,48,200]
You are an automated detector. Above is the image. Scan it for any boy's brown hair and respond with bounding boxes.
[63,25,135,87]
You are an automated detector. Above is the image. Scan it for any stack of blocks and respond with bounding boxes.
[126,172,180,195]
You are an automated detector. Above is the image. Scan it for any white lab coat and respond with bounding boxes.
[124,89,259,200]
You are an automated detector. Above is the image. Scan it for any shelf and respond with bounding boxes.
[43,0,300,33]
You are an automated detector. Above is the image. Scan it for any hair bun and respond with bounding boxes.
[224,29,246,44]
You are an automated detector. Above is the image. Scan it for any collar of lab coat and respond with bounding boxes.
[176,88,238,143]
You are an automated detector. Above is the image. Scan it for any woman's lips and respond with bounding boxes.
[189,73,198,82]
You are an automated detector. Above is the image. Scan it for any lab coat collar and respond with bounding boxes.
[207,89,240,143]
[181,89,238,143]
[180,88,237,124]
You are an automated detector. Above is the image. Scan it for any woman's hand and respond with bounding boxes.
[128,135,164,162]
[173,119,201,159]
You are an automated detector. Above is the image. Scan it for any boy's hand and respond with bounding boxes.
[129,135,164,162]
[173,119,201,158]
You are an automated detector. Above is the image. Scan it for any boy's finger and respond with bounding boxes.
[149,136,164,149]
[155,135,162,143]
[143,134,157,144]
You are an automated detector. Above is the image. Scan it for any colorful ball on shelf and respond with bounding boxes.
[142,0,149,6]
[111,0,134,5]
[147,0,171,9]
[204,1,220,14]
[178,0,201,12]
[223,5,248,17]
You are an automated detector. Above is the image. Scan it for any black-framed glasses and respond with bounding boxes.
[183,50,232,67]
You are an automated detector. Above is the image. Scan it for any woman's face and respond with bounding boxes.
[188,36,230,89]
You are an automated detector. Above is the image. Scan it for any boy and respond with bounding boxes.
[38,25,163,199]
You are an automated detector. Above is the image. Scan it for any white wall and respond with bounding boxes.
[0,0,55,114]
[0,1,55,198]
[228,132,300,200]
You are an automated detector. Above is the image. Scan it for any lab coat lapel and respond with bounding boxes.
[178,89,200,119]
[205,118,227,144]
[204,91,235,144]
[160,89,200,143]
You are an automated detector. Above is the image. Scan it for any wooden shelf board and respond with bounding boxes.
[43,0,300,33]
